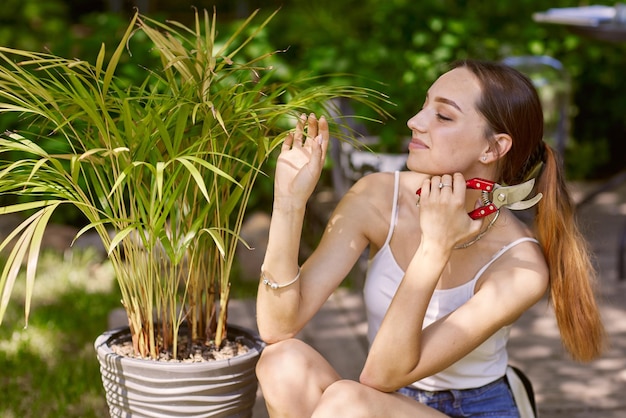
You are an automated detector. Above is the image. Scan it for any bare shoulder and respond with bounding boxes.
[353,170,397,190]
[500,215,548,270]
[342,171,397,207]
[332,172,398,244]
[477,221,550,309]
[348,170,425,200]
[502,236,548,276]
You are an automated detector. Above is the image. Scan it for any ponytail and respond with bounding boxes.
[456,59,606,361]
[534,144,606,361]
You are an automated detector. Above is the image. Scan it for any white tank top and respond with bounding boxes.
[363,171,539,391]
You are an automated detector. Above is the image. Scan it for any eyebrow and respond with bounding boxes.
[434,96,463,113]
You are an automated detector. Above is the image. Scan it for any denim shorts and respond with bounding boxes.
[397,376,520,417]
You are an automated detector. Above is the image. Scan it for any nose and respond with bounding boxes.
[407,109,426,133]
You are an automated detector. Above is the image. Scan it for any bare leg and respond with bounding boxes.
[312,380,449,418]
[256,339,342,418]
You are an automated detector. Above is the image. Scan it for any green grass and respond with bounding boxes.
[0,248,121,418]
[0,243,267,417]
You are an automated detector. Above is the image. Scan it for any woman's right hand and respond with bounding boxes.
[274,113,329,205]
[417,173,483,250]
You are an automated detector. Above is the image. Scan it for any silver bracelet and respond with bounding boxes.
[260,265,301,290]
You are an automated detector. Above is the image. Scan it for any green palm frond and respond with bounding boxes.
[0,9,391,359]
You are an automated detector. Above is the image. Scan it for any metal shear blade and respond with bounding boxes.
[467,178,543,219]
[490,179,540,210]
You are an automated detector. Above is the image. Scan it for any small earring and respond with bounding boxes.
[481,155,487,162]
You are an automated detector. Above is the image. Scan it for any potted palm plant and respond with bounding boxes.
[0,8,388,417]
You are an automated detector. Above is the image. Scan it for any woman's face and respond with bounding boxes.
[406,67,492,177]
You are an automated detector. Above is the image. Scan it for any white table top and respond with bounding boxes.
[534,5,626,42]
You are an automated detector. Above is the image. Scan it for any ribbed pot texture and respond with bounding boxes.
[95,325,264,418]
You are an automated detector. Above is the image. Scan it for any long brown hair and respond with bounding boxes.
[454,59,605,361]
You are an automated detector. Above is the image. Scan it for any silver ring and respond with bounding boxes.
[438,183,452,189]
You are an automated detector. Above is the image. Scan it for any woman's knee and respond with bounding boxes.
[256,339,340,396]
[256,339,313,382]
[313,380,371,417]
[256,339,341,415]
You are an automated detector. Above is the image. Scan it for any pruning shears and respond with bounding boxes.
[416,177,543,220]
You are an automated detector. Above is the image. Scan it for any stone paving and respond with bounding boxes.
[230,180,626,418]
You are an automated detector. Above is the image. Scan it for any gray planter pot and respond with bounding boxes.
[95,324,264,418]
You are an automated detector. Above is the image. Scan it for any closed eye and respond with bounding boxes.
[436,113,452,121]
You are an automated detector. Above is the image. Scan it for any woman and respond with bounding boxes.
[255,60,605,417]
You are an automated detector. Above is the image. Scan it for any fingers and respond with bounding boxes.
[293,113,307,147]
[317,115,329,160]
[282,132,294,151]
[437,174,454,192]
[287,113,315,149]
[307,113,318,140]
[419,174,467,207]
[452,173,466,194]
[283,113,328,153]
[423,174,454,196]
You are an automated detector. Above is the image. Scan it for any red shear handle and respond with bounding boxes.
[467,203,498,220]
[465,178,495,192]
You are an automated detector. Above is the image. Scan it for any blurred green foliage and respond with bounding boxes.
[2,0,626,181]
[0,5,162,225]
[0,0,68,51]
[263,0,626,179]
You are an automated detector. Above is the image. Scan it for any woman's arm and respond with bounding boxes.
[256,114,373,343]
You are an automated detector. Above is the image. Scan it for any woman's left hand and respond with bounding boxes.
[417,173,483,249]
[273,114,329,205]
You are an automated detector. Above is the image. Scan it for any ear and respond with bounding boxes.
[480,133,512,164]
